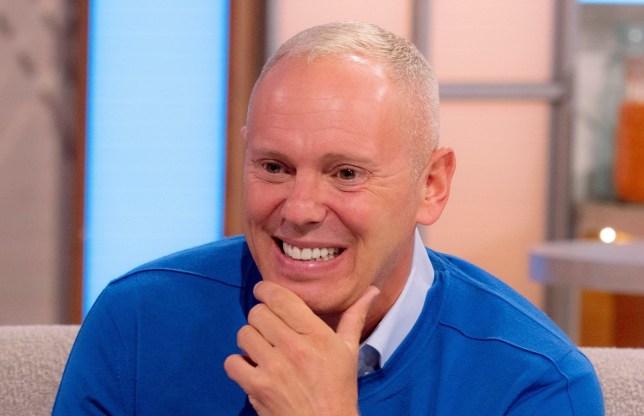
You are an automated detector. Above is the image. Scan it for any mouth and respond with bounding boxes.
[276,239,345,262]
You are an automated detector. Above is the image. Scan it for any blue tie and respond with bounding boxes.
[357,344,381,377]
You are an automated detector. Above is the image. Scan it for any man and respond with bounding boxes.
[54,21,603,415]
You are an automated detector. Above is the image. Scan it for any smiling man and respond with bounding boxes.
[54,22,604,415]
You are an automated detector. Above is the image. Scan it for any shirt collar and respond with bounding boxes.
[361,227,434,367]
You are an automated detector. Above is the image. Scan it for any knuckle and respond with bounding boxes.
[258,281,287,304]
[285,340,310,362]
[247,303,268,325]
[271,287,290,304]
[262,357,283,374]
[223,355,240,375]
[236,324,254,345]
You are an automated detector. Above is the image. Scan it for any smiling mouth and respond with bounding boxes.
[277,239,345,262]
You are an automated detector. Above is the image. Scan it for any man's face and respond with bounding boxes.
[243,56,427,318]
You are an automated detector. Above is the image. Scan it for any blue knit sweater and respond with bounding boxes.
[53,236,603,415]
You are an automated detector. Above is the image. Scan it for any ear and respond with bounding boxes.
[241,125,249,146]
[415,147,456,226]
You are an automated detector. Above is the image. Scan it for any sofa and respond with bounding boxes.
[0,325,643,415]
[0,326,78,415]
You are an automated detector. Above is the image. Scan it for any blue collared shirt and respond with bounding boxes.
[360,227,434,369]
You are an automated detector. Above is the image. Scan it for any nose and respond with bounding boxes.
[280,173,327,228]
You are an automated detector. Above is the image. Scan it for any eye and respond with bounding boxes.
[254,160,293,183]
[262,161,285,174]
[331,165,367,185]
[337,168,358,181]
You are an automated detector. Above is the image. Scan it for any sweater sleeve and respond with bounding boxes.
[506,349,604,416]
[52,283,137,415]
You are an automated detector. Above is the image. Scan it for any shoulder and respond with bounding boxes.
[85,235,260,336]
[425,250,603,412]
[92,235,261,321]
[111,235,257,289]
[58,237,256,414]
[428,249,582,363]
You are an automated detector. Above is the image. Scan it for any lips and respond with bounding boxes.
[280,240,345,261]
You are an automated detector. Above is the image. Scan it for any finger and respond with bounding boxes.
[253,281,325,335]
[335,286,380,349]
[236,324,275,367]
[223,353,257,391]
[247,302,293,347]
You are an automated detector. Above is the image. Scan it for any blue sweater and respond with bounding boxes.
[53,236,603,415]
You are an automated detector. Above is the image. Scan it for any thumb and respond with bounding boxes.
[335,286,380,350]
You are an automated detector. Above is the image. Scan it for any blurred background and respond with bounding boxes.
[1,0,643,348]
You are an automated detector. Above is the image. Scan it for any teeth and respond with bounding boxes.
[282,242,341,262]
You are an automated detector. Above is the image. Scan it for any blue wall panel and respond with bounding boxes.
[84,1,230,313]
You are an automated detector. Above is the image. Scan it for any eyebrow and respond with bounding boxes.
[247,142,379,170]
[249,143,375,162]
[319,152,375,167]
[248,148,288,160]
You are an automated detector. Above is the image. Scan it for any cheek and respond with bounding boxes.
[328,195,373,235]
[335,188,412,231]
[339,192,418,267]
[244,182,280,221]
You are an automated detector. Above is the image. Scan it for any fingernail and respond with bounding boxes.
[366,285,380,303]
[253,281,262,296]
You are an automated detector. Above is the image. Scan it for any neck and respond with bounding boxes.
[320,233,418,340]
[318,275,409,342]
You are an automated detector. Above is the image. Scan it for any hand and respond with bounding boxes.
[224,281,380,416]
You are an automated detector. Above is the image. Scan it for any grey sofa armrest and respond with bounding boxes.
[0,325,79,415]
[582,347,644,416]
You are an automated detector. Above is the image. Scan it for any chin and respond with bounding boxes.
[302,296,346,316]
[271,275,351,315]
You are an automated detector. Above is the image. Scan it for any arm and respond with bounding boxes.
[507,350,604,415]
[53,286,135,415]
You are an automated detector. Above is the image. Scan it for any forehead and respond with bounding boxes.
[252,56,393,111]
[246,56,411,162]
[250,56,406,134]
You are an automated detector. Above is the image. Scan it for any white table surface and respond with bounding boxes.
[530,240,644,295]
